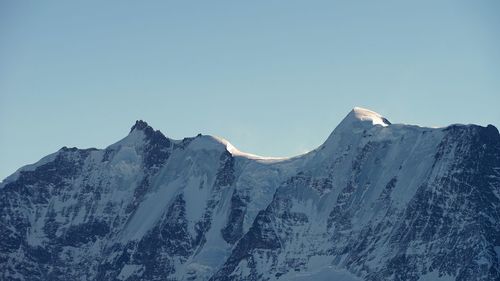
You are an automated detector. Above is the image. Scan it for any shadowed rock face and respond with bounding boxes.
[1,111,499,281]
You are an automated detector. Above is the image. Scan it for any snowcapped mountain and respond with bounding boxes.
[1,107,499,281]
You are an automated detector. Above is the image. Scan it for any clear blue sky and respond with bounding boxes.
[1,0,499,180]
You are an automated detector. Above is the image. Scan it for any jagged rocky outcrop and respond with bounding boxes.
[1,108,499,281]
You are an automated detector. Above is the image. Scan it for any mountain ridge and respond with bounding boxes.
[1,107,499,281]
[5,106,497,180]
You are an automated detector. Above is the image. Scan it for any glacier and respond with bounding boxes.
[0,107,499,281]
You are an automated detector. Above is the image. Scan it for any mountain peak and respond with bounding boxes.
[321,107,391,149]
[344,107,391,127]
[128,120,170,147]
[130,120,151,133]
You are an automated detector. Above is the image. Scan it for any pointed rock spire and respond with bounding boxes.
[130,120,152,133]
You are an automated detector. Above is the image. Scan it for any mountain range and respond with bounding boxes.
[1,107,499,281]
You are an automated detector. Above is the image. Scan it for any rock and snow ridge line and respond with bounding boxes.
[128,106,394,158]
[125,106,495,160]
[125,107,451,157]
[2,106,497,185]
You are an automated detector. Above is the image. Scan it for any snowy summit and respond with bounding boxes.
[342,107,391,127]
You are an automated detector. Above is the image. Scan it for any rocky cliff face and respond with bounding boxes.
[1,108,499,281]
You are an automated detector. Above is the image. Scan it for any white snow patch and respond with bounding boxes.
[120,177,181,241]
[181,263,213,281]
[216,136,288,161]
[187,135,227,152]
[117,264,144,280]
[417,271,455,281]
[349,107,390,127]
[190,134,288,162]
[108,129,146,149]
[183,174,209,237]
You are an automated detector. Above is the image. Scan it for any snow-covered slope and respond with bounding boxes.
[1,108,499,281]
